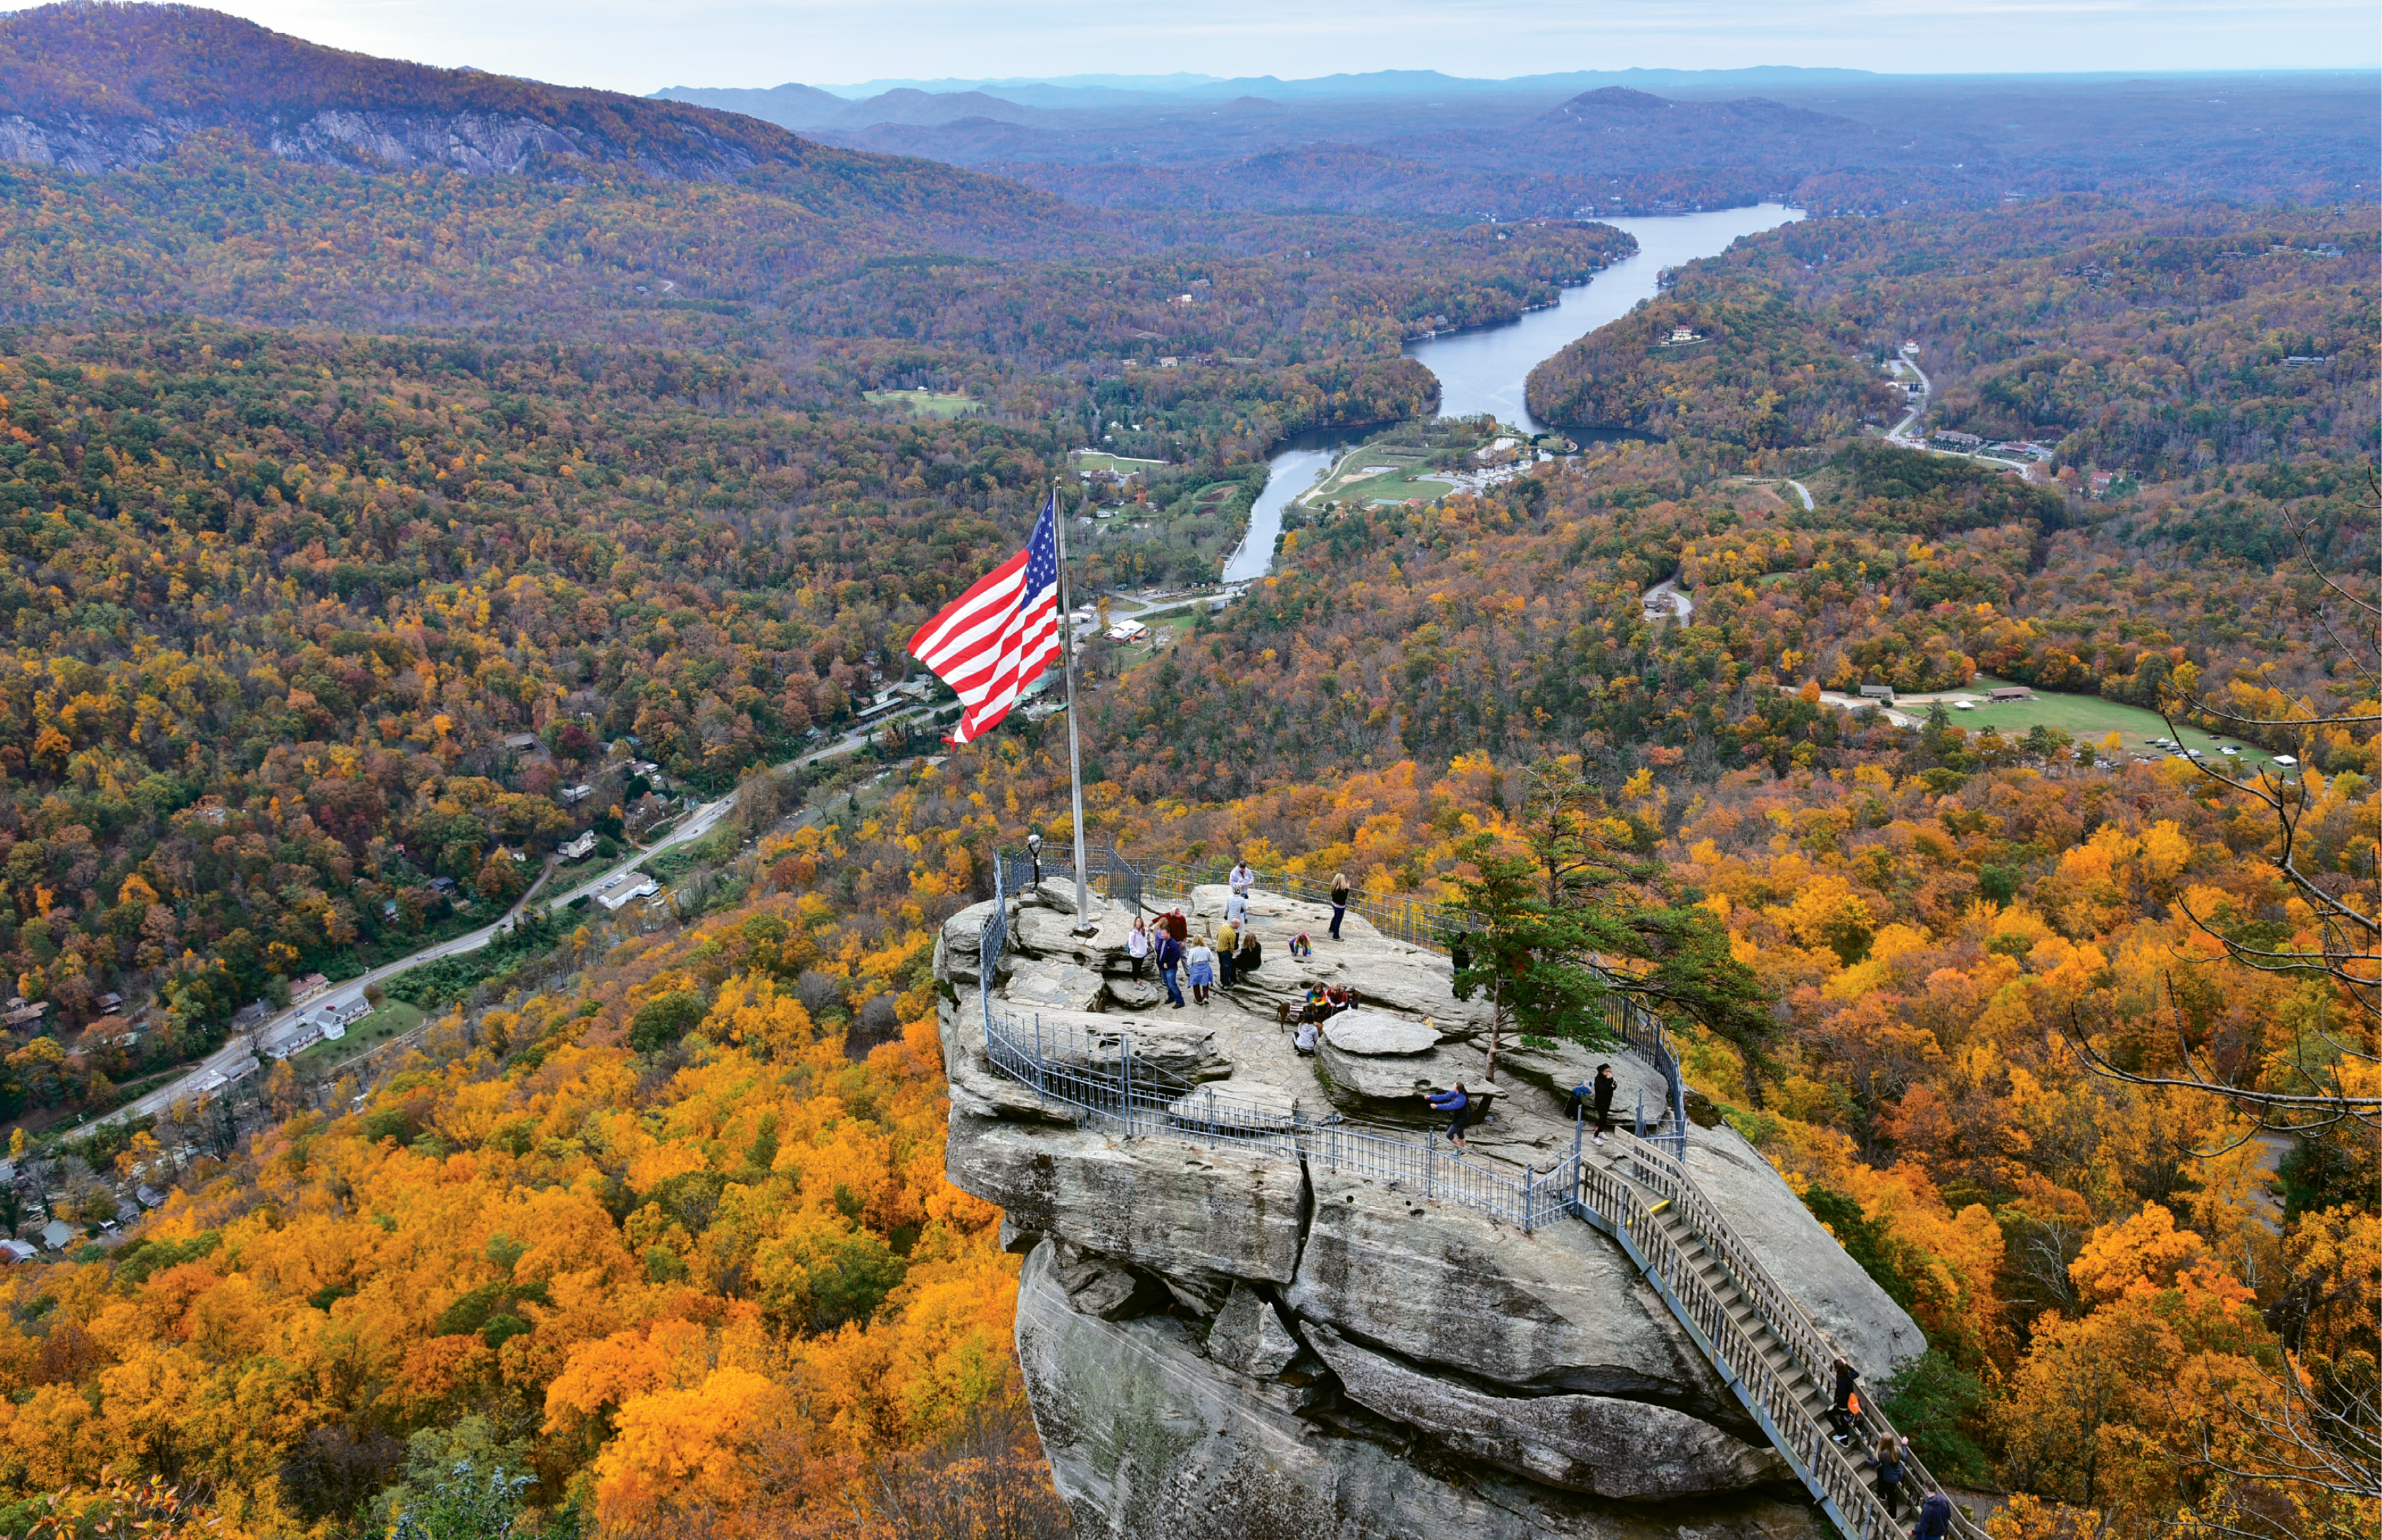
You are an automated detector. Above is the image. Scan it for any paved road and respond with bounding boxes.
[1784,479,1815,511]
[91,708,936,1130]
[1887,344,1933,445]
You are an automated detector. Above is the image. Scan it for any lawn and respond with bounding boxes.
[297,1000,424,1070]
[863,389,981,419]
[1074,451,1169,476]
[1306,448,1452,507]
[1930,678,2278,770]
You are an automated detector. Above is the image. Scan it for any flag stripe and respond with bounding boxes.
[907,492,1065,746]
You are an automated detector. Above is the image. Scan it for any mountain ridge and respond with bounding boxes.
[0,1,810,179]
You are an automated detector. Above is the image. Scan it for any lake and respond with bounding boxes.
[1222,203,1804,584]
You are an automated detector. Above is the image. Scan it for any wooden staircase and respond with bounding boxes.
[1568,1135,1984,1540]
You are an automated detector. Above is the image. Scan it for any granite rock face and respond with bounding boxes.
[941,890,1921,1537]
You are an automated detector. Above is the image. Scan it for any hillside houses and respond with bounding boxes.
[257,996,371,1060]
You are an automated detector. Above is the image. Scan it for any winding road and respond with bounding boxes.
[1887,344,1933,445]
[91,704,937,1130]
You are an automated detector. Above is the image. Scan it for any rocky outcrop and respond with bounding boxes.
[943,881,1921,1536]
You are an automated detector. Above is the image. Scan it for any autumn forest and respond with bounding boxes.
[0,3,2369,1539]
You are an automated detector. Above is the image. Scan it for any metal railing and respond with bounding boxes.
[1573,1134,1985,1540]
[1607,991,1689,1160]
[999,841,1145,916]
[979,1006,1578,1233]
[1140,860,1473,955]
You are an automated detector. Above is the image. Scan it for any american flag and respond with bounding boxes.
[908,490,1065,745]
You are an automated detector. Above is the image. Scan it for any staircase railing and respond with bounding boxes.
[1576,1135,1987,1540]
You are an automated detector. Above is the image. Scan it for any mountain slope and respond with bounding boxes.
[653,79,851,130]
[0,1,811,179]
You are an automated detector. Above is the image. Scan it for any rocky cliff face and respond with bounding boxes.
[938,881,1925,1539]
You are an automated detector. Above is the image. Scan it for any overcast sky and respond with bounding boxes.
[49,0,2382,92]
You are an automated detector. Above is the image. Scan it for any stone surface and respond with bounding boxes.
[1306,1324,1792,1498]
[1288,1167,1743,1423]
[942,878,1929,1536]
[936,899,1000,985]
[1006,959,1108,1014]
[1165,1079,1302,1132]
[1322,1009,1440,1056]
[1498,1038,1675,1132]
[947,1112,1306,1287]
[1014,899,1142,963]
[1017,1241,1828,1540]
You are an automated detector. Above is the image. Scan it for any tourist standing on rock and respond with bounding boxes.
[1217,918,1240,987]
[1186,934,1217,1005]
[1425,1083,1472,1149]
[1155,928,1186,1008]
[1912,1491,1953,1540]
[1225,887,1249,929]
[1230,857,1255,900]
[1830,1356,1861,1442]
[1592,1064,1617,1144]
[1126,917,1150,979]
[1329,871,1350,940]
[1873,1433,1907,1520]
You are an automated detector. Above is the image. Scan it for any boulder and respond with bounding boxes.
[1204,1282,1308,1381]
[937,899,1001,985]
[1306,1323,1791,1498]
[1316,1038,1454,1107]
[982,1006,1222,1077]
[1498,1037,1674,1132]
[948,1112,1306,1286]
[1164,1079,1303,1134]
[1015,899,1143,963]
[1006,959,1109,1014]
[1017,1241,1827,1540]
[1322,1010,1440,1056]
[1287,1167,1743,1424]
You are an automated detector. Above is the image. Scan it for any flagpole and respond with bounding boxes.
[1052,478,1095,934]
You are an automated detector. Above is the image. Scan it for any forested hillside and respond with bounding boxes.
[1532,201,2379,477]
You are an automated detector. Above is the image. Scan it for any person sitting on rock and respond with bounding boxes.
[1425,1083,1472,1150]
[1293,1018,1320,1056]
[1301,983,1329,1023]
[1289,931,1313,959]
[1324,983,1353,1015]
[1235,929,1261,977]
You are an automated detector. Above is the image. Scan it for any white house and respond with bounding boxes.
[559,831,599,861]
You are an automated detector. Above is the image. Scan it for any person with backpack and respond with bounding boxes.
[1830,1356,1861,1442]
[1873,1433,1908,1522]
[1155,928,1186,1008]
[1912,1491,1954,1540]
[1424,1083,1473,1150]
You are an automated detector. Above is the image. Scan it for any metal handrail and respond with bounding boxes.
[1580,1136,1985,1540]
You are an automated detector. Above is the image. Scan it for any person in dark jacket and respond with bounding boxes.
[1830,1356,1861,1441]
[1235,930,1261,977]
[1155,930,1186,1008]
[1912,1491,1953,1540]
[1329,871,1350,940]
[1591,1064,1617,1143]
[1424,1083,1472,1149]
[1873,1433,1906,1520]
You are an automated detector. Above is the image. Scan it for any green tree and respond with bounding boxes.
[1452,761,1777,1097]
[391,1458,530,1540]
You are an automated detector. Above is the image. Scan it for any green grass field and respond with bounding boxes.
[1931,678,2277,770]
[1306,448,1454,507]
[864,389,981,419]
[296,1000,424,1070]
[1074,451,1169,476]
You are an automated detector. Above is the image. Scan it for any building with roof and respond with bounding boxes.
[39,1219,75,1251]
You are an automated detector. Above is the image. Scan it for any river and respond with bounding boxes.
[1221,203,1803,585]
